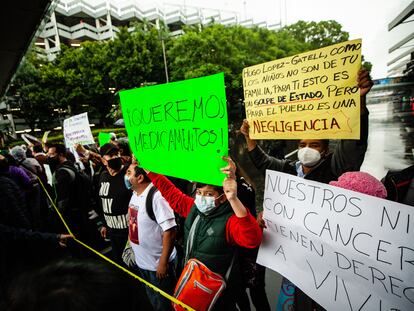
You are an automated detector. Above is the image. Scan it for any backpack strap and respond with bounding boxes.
[58,165,76,182]
[145,185,159,222]
[185,215,200,263]
[224,253,236,282]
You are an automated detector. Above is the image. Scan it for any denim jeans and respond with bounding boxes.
[138,261,177,311]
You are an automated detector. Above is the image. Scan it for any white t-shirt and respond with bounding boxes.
[128,183,177,271]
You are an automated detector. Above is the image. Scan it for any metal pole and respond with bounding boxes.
[161,39,169,83]
[156,19,169,83]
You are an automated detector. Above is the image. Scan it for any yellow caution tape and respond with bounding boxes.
[39,176,73,236]
[37,176,195,311]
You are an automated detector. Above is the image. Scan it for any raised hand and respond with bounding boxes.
[220,156,236,179]
[223,177,237,201]
[239,119,257,151]
[358,69,373,97]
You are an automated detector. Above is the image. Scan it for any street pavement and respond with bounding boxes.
[361,102,413,178]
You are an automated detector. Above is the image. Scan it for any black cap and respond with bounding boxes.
[100,143,119,157]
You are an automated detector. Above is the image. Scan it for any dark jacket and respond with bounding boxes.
[0,176,31,229]
[52,161,93,237]
[53,161,77,213]
[184,202,236,277]
[0,176,59,304]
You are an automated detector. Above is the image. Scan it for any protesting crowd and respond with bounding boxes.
[1,54,414,311]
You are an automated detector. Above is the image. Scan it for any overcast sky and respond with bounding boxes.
[113,0,414,79]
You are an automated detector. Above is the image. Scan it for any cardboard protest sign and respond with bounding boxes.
[257,170,414,311]
[98,132,112,147]
[63,112,95,148]
[42,131,51,143]
[43,164,53,186]
[21,133,40,145]
[243,39,362,139]
[120,73,228,186]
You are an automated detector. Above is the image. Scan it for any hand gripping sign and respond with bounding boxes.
[63,112,95,148]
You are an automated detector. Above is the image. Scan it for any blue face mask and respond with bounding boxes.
[124,175,132,190]
[195,194,224,215]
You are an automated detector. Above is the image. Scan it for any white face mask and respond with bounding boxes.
[298,147,321,167]
[195,194,223,215]
[124,175,132,190]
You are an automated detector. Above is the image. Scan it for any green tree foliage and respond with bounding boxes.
[168,20,371,107]
[281,20,371,71]
[6,19,372,130]
[168,24,304,103]
[280,20,349,50]
[41,45,90,116]
[108,23,167,90]
[7,22,166,129]
[6,52,52,130]
[362,55,373,73]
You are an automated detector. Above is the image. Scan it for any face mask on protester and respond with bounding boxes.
[46,156,60,172]
[195,193,224,215]
[124,175,132,190]
[107,157,122,171]
[298,147,322,167]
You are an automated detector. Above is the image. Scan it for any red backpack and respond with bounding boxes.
[172,215,234,311]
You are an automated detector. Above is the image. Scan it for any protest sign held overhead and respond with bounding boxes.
[98,132,112,147]
[63,112,95,148]
[257,170,414,311]
[243,39,362,139]
[21,133,40,145]
[119,73,228,186]
[42,131,51,143]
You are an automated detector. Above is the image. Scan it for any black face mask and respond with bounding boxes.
[107,157,122,171]
[47,156,60,172]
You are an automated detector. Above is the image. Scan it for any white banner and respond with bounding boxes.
[257,170,414,311]
[63,112,95,148]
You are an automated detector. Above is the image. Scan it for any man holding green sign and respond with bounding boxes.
[119,73,228,185]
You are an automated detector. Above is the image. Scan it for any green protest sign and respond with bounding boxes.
[119,73,228,186]
[98,132,111,147]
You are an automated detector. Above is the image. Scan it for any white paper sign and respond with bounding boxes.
[43,164,53,187]
[63,112,95,148]
[257,170,414,311]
